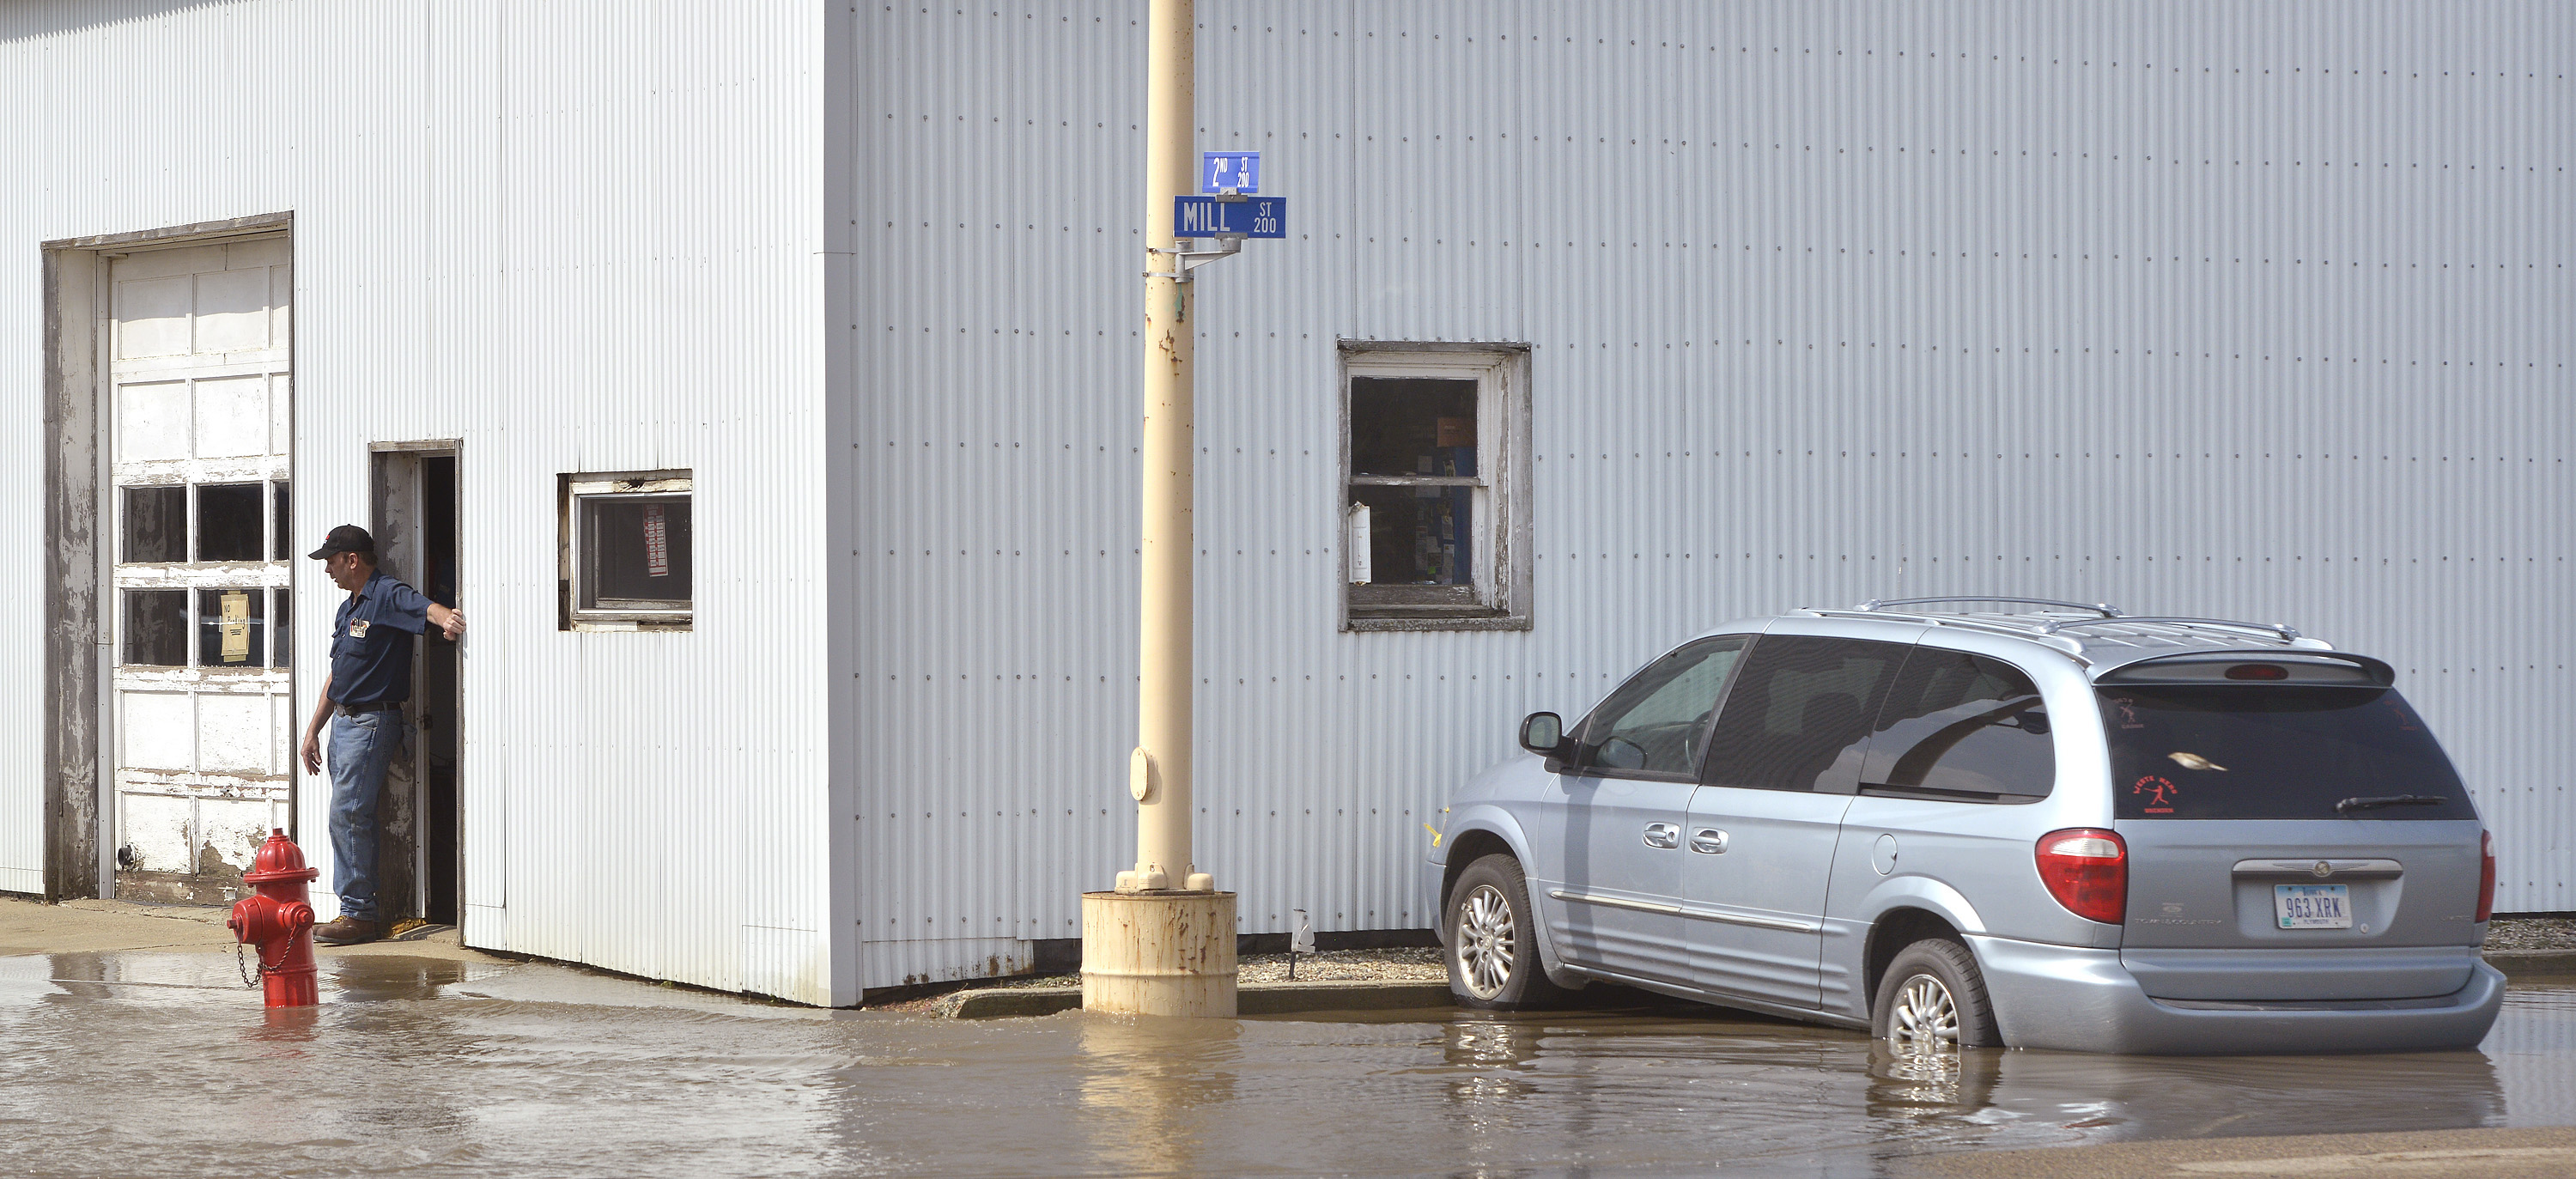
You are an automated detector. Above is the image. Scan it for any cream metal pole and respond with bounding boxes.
[1119,0,1209,898]
[1083,0,1235,1018]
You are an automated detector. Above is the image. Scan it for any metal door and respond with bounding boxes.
[1539,635,1749,985]
[104,238,294,903]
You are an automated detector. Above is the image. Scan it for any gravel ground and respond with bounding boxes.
[2486,916,2576,951]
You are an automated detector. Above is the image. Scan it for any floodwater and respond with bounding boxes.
[2,953,2572,1177]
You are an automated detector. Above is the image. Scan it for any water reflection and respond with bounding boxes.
[1866,1043,2000,1121]
[1077,1014,1241,1176]
[0,951,2566,1178]
[1982,1046,2505,1140]
[326,955,469,1002]
[1442,1015,1546,1105]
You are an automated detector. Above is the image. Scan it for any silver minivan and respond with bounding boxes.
[1425,599,2504,1054]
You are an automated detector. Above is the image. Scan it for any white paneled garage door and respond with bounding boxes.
[106,237,294,904]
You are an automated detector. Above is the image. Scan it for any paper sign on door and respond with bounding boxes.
[219,591,251,664]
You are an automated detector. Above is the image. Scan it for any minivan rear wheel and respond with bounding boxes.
[1444,854,1566,1010]
[1873,939,1999,1049]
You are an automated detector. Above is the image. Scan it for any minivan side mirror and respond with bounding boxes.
[1519,712,1568,758]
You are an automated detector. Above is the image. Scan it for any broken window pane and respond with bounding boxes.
[122,485,186,563]
[197,588,264,668]
[270,587,291,668]
[196,483,264,562]
[1352,485,1473,586]
[580,495,693,610]
[123,590,188,666]
[1349,378,1476,477]
[272,481,292,561]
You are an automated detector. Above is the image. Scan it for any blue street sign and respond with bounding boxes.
[1174,195,1286,239]
[1200,151,1260,194]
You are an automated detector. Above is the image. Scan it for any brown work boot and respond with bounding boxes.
[312,916,385,945]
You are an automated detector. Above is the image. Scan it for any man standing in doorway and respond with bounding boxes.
[297,525,466,945]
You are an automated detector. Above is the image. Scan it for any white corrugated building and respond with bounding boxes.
[1,1,2566,1005]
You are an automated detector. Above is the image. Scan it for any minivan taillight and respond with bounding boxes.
[2037,829,2128,925]
[2476,830,2496,923]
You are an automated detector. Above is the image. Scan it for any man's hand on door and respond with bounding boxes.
[428,603,466,641]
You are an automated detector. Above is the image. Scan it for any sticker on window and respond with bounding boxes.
[2133,775,2178,813]
[643,504,670,577]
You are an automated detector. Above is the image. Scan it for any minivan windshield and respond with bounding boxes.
[2097,686,2475,820]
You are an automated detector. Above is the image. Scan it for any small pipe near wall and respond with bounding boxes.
[1084,0,1236,1018]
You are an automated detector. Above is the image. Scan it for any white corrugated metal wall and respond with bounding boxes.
[848,1,2573,989]
[1,1,850,1004]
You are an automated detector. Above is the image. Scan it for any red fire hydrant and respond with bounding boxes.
[228,828,319,1008]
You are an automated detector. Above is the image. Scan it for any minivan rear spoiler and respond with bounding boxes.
[2093,649,2397,687]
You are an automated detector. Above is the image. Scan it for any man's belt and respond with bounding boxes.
[334,700,403,718]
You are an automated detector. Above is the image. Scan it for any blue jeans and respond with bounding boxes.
[327,708,410,923]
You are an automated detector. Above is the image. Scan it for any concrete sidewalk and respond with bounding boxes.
[1897,1126,2576,1178]
[0,894,501,964]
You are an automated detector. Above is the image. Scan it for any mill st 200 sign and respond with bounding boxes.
[1173,195,1286,239]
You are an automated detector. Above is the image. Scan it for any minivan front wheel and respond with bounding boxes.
[1444,854,1565,1009]
[1872,939,1999,1048]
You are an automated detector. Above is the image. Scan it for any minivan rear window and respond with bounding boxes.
[2099,687,2475,820]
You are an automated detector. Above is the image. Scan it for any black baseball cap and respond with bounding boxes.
[307,525,376,560]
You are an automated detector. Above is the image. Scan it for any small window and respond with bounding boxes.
[1862,648,2055,801]
[1575,636,1748,777]
[561,471,693,629]
[122,485,185,562]
[123,589,188,666]
[197,587,265,668]
[195,483,264,562]
[272,481,292,562]
[1340,344,1530,630]
[1701,636,1910,793]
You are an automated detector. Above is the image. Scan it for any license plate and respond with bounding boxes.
[2275,884,2353,929]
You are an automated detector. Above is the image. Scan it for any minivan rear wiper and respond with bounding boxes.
[2335,794,2447,814]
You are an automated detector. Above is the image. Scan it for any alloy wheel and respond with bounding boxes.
[1454,884,1516,1000]
[1887,971,1962,1048]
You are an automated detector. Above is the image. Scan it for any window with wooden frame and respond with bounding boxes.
[559,470,693,630]
[1340,343,1530,630]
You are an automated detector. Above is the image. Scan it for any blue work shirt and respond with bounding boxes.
[329,570,434,705]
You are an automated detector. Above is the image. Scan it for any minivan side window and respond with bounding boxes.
[1862,648,2056,801]
[1575,635,1749,777]
[1700,636,1909,793]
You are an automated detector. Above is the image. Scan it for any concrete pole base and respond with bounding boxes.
[1080,890,1237,1017]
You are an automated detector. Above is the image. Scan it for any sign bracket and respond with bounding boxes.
[1143,236,1242,283]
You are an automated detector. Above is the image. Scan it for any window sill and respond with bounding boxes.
[1345,610,1529,633]
[569,618,693,633]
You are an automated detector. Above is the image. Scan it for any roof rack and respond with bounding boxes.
[2042,616,2301,642]
[1855,596,2122,617]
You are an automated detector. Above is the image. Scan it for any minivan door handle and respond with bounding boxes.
[1642,823,1681,850]
[1690,828,1729,854]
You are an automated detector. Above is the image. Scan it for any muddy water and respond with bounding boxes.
[1,952,2570,1177]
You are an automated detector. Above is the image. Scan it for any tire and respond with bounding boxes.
[1443,854,1568,1010]
[1871,939,2000,1049]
